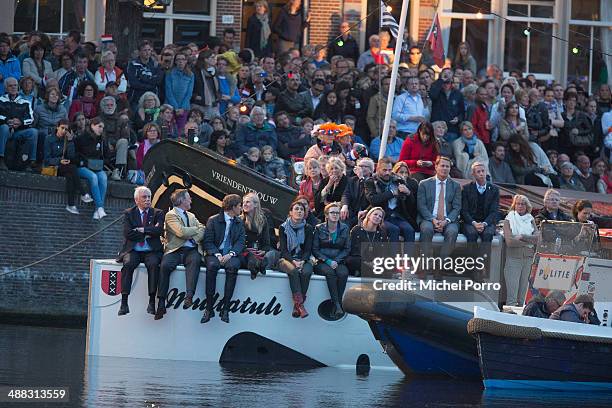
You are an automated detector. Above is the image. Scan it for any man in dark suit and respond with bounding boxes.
[202,194,246,324]
[297,78,325,119]
[365,157,419,242]
[417,156,462,264]
[461,163,499,279]
[461,162,499,243]
[116,186,164,316]
[340,158,374,229]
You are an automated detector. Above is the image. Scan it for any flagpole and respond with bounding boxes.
[378,0,410,160]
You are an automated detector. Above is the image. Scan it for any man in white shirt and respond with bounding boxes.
[202,194,246,324]
[417,156,462,272]
[392,76,428,137]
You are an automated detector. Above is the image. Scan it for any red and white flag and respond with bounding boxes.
[426,14,445,67]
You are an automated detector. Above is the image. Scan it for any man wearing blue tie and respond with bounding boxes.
[202,194,246,323]
[116,186,165,316]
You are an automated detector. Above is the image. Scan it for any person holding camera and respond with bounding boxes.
[365,157,418,243]
[116,186,165,317]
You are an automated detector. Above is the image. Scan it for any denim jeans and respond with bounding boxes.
[385,214,416,242]
[0,125,38,160]
[78,167,107,208]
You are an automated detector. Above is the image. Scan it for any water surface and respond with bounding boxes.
[0,324,609,407]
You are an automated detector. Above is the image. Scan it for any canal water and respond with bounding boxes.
[1,324,610,407]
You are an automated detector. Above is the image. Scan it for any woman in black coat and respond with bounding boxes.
[240,192,275,279]
[277,200,314,319]
[312,202,351,319]
[346,207,389,277]
[314,156,348,217]
[246,0,273,58]
[44,119,83,214]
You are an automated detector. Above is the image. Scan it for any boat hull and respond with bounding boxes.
[343,284,489,377]
[86,260,396,370]
[473,307,612,391]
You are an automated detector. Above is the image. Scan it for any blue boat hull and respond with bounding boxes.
[371,320,481,377]
[477,332,612,391]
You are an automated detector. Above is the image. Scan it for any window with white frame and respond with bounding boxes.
[143,0,213,50]
[567,0,612,92]
[503,0,555,76]
[14,0,86,35]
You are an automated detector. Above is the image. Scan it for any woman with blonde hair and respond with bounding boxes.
[452,121,488,178]
[299,158,323,210]
[503,194,538,306]
[133,91,161,131]
[346,207,388,276]
[241,192,274,279]
[94,50,127,93]
[453,42,477,76]
[135,123,162,176]
[315,156,348,217]
[392,161,410,181]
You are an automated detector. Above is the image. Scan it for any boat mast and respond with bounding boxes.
[378,0,410,160]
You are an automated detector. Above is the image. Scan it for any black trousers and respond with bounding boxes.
[159,247,202,298]
[120,250,162,296]
[314,263,349,304]
[345,255,361,277]
[205,255,241,311]
[58,163,82,206]
[277,259,313,295]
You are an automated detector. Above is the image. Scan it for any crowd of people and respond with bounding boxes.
[1,10,611,213]
[0,0,610,320]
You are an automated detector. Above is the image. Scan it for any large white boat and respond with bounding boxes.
[87,259,397,370]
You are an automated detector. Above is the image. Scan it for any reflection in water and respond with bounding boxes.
[1,324,610,407]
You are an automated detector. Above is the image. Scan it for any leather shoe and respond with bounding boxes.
[154,305,166,320]
[118,304,129,316]
[184,295,193,308]
[250,269,257,280]
[200,309,214,323]
[147,302,155,315]
[220,309,230,323]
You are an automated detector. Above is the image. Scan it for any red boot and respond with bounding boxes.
[292,293,301,318]
[296,293,308,318]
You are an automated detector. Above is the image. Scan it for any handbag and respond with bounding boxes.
[86,134,104,171]
[87,159,104,172]
[41,166,58,176]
